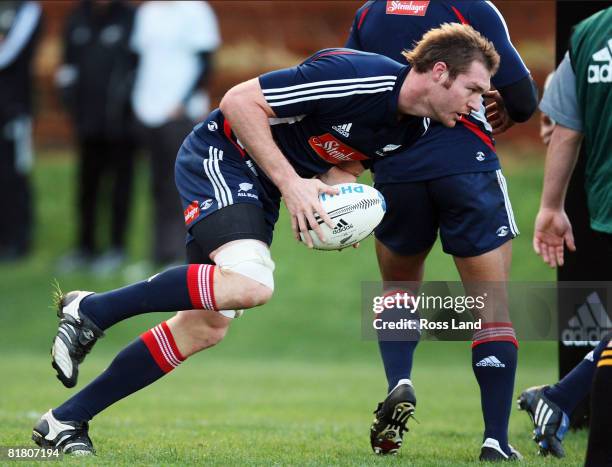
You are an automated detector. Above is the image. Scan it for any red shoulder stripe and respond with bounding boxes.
[358,6,371,29]
[451,5,469,25]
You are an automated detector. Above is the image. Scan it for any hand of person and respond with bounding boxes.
[533,207,576,268]
[279,177,339,248]
[484,90,515,135]
[540,112,555,146]
[318,166,358,185]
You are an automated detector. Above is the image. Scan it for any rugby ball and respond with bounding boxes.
[300,183,386,250]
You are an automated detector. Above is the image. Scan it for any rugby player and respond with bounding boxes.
[31,23,500,454]
[345,0,538,461]
[519,6,612,459]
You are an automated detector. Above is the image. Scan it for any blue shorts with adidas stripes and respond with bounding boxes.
[374,170,519,258]
[175,124,281,245]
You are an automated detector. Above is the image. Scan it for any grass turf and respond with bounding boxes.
[0,155,587,465]
[1,347,587,465]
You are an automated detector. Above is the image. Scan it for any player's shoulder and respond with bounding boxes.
[460,0,508,27]
[305,48,404,75]
[354,0,377,16]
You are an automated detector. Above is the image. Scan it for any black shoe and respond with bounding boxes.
[370,380,416,455]
[32,410,95,455]
[517,385,569,458]
[51,291,104,388]
[479,438,522,462]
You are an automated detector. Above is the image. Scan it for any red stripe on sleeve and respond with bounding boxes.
[451,5,469,25]
[312,50,359,61]
[357,6,371,29]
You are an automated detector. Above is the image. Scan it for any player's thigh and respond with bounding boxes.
[185,198,277,310]
[453,240,512,281]
[176,139,280,261]
[375,239,432,282]
[374,181,438,258]
[431,170,519,260]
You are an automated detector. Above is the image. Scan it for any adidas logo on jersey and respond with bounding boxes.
[561,292,612,346]
[588,41,612,83]
[475,356,506,368]
[332,123,352,137]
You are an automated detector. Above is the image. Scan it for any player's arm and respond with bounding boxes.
[219,78,337,247]
[534,124,581,267]
[532,53,582,267]
[318,161,366,185]
[497,76,538,123]
[344,2,370,49]
[468,2,537,132]
[484,74,539,135]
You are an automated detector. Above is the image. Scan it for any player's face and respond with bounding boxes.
[432,61,491,128]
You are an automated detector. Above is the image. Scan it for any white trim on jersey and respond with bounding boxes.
[262,75,397,94]
[203,146,233,209]
[264,80,397,101]
[495,169,519,236]
[267,87,395,108]
[484,1,529,72]
[470,106,493,133]
[0,2,41,69]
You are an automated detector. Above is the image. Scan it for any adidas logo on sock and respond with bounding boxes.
[332,122,352,137]
[476,356,506,368]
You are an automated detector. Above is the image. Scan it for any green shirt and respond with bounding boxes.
[570,7,612,233]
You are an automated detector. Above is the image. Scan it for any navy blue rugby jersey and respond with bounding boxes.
[193,48,429,179]
[346,0,530,182]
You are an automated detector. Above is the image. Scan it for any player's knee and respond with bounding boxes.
[240,279,274,308]
[197,324,228,350]
[175,310,230,352]
[214,239,275,309]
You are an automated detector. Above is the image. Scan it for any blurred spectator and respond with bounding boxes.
[130,1,220,266]
[0,0,42,261]
[55,0,137,275]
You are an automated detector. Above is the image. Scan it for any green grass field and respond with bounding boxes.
[0,154,588,465]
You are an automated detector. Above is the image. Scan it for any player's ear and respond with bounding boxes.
[431,62,449,83]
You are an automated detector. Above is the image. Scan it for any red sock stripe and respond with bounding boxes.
[187,264,217,310]
[159,321,185,361]
[472,322,518,349]
[141,322,185,373]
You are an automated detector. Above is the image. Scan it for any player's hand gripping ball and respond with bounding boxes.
[300,183,386,250]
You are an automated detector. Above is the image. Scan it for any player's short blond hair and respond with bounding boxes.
[402,23,500,79]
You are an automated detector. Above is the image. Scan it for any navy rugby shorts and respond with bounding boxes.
[175,128,281,247]
[374,170,519,258]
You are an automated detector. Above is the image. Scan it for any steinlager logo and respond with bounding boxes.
[588,40,612,83]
